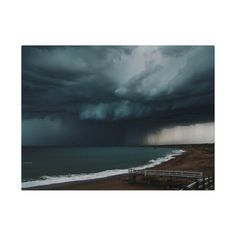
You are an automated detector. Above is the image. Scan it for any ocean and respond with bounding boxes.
[22,146,185,188]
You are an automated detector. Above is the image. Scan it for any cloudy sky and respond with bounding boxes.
[22,46,214,145]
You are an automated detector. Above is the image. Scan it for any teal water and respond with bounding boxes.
[22,146,184,188]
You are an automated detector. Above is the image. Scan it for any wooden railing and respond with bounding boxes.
[128,169,214,190]
[182,176,214,190]
[128,169,203,179]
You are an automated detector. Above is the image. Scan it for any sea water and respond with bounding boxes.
[22,146,185,188]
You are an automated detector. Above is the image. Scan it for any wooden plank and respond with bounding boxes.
[186,181,197,189]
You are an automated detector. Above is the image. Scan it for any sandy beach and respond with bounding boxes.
[23,144,214,190]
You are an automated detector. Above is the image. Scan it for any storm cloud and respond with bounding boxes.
[22,46,214,145]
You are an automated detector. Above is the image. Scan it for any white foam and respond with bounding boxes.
[22,149,186,189]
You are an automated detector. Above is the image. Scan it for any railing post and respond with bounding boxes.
[195,180,199,190]
[128,172,136,184]
[202,177,206,190]
[129,174,136,184]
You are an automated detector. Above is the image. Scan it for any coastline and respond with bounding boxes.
[22,144,214,190]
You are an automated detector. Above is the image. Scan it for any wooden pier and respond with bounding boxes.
[128,169,213,190]
[128,169,203,183]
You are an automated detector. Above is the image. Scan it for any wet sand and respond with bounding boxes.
[23,144,214,190]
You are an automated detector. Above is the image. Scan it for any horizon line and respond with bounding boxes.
[22,142,214,148]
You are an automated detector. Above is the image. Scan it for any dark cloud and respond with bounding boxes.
[22,46,214,145]
[158,46,195,57]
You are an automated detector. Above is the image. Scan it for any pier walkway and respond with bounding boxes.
[128,169,214,190]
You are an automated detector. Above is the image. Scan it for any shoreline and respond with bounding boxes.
[22,149,183,189]
[22,144,214,190]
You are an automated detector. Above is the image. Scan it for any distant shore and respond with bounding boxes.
[23,144,214,190]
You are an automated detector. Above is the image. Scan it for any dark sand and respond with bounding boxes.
[23,144,214,190]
